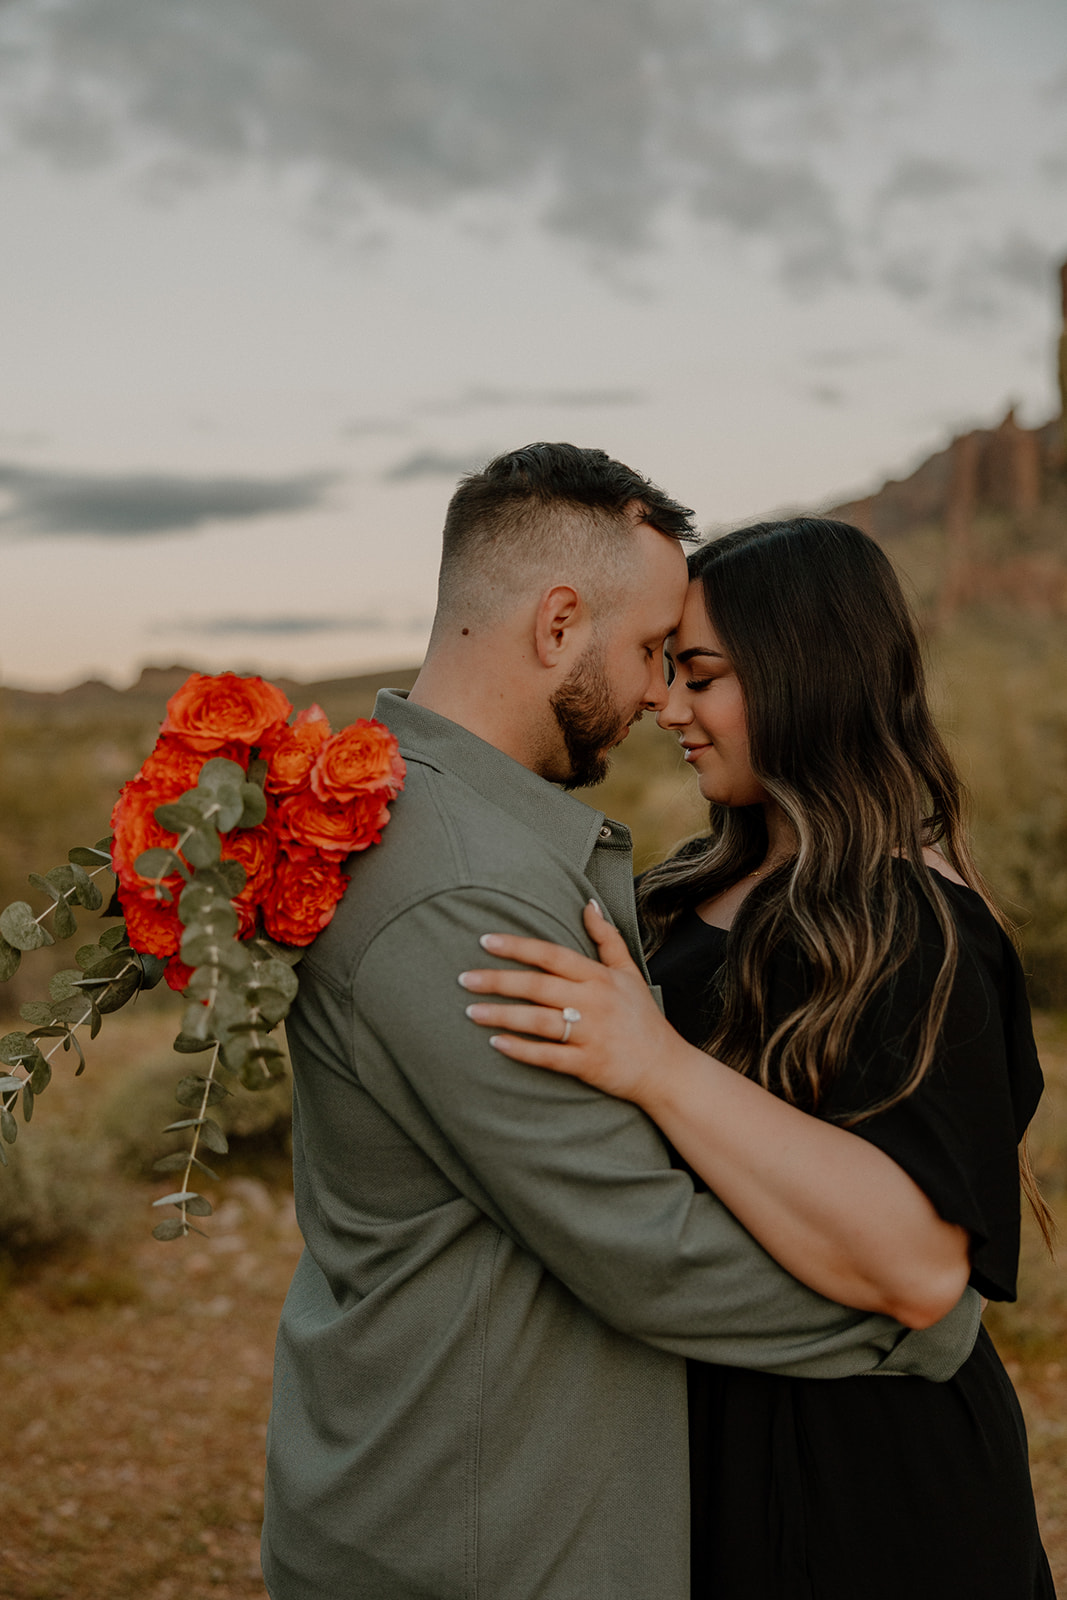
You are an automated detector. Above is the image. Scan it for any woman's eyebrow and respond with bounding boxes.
[673,645,725,664]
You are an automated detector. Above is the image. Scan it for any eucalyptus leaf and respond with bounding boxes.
[68,863,103,911]
[19,1002,56,1027]
[153,1152,194,1173]
[0,1142,8,1167]
[183,827,222,870]
[27,872,62,904]
[238,1053,287,1090]
[0,1033,39,1065]
[175,1074,229,1109]
[137,953,167,990]
[215,860,247,897]
[173,1031,216,1054]
[49,970,82,1002]
[93,961,141,1015]
[0,903,53,952]
[69,844,112,867]
[29,1052,53,1092]
[64,1032,85,1077]
[0,935,21,981]
[237,783,268,829]
[152,1219,187,1241]
[249,958,300,1002]
[47,997,91,1029]
[22,1083,34,1122]
[246,756,268,788]
[162,1117,206,1133]
[151,1190,201,1207]
[52,900,78,941]
[198,1119,229,1155]
[246,986,291,1027]
[0,1075,24,1093]
[196,757,246,793]
[100,925,131,951]
[180,1003,214,1042]
[135,847,185,881]
[182,903,239,942]
[182,934,249,975]
[75,943,103,970]
[45,864,79,897]
[154,800,211,833]
[0,1108,17,1144]
[184,1194,214,1218]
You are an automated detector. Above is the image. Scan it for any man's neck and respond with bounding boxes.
[408,654,546,773]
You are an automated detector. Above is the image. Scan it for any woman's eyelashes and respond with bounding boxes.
[685,676,714,692]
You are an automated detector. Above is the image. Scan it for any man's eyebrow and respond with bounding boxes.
[672,645,725,664]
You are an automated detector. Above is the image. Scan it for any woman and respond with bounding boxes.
[458,518,1055,1597]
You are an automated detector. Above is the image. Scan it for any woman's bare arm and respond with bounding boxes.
[460,901,971,1329]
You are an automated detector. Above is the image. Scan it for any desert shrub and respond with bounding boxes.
[99,1051,293,1181]
[929,611,1067,1004]
[0,1122,122,1259]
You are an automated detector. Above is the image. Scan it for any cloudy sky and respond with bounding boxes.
[1,0,1065,690]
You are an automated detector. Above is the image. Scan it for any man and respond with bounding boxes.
[263,444,979,1600]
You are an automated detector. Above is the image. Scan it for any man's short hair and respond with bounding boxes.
[434,442,696,624]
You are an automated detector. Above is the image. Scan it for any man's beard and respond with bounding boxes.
[549,644,632,791]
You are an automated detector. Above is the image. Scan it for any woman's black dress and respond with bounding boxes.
[646,871,1055,1599]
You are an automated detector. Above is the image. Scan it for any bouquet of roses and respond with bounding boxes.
[0,672,404,1239]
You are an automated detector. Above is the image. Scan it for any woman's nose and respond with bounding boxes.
[656,682,691,731]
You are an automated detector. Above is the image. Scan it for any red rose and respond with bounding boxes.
[164,955,195,993]
[161,672,292,753]
[222,819,279,936]
[110,735,247,890]
[262,848,349,946]
[120,885,182,961]
[265,705,332,796]
[310,719,405,804]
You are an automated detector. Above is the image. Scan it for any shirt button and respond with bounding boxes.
[599,825,612,839]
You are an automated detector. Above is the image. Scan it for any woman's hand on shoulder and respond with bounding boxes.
[459,900,689,1104]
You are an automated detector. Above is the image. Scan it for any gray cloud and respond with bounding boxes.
[0,462,337,536]
[0,0,938,269]
[876,157,976,206]
[168,613,428,637]
[383,448,489,483]
[421,385,645,414]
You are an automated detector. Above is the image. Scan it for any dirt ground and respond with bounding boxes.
[0,1012,1064,1598]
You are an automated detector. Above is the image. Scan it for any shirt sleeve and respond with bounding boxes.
[352,883,980,1377]
[819,884,1044,1302]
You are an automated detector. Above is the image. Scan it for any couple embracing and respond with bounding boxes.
[262,443,1054,1598]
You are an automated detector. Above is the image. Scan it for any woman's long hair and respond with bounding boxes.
[638,517,1053,1246]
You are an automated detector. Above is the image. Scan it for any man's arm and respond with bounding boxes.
[354,885,979,1379]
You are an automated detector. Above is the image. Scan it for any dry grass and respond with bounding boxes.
[0,1008,1063,1596]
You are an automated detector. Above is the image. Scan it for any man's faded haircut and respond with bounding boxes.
[434,442,696,623]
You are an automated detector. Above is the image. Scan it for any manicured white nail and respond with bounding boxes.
[458,972,474,987]
[588,899,602,916]
[480,934,504,951]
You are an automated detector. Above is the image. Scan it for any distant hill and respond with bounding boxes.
[1,663,422,731]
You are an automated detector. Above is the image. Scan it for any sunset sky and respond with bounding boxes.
[1,0,1065,689]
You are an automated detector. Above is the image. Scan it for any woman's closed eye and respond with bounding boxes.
[685,676,714,691]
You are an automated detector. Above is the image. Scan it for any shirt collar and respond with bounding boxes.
[373,688,631,869]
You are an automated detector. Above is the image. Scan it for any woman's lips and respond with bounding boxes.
[682,743,711,763]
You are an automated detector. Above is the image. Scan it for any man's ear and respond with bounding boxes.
[533,585,586,667]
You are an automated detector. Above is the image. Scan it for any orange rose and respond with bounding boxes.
[161,672,292,753]
[276,788,394,862]
[222,819,279,936]
[110,735,248,889]
[262,849,349,946]
[265,705,332,796]
[310,719,405,804]
[120,885,182,961]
